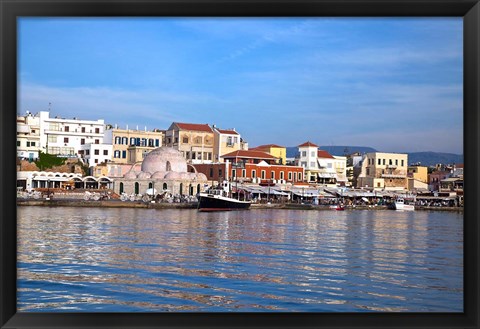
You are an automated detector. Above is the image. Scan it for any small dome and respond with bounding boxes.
[124,171,137,179]
[196,173,208,181]
[141,147,187,174]
[151,171,167,179]
[137,172,151,179]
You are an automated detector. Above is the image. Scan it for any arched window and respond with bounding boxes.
[119,182,124,194]
[163,183,167,190]
[166,161,171,172]
[135,182,139,194]
[115,136,121,144]
[189,184,193,195]
[122,137,128,145]
[148,182,153,189]
[197,184,200,194]
[179,183,183,195]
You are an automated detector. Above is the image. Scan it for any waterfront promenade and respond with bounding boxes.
[17,199,464,212]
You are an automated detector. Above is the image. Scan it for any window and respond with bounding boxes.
[94,149,99,155]
[395,159,398,166]
[122,150,126,158]
[302,151,306,157]
[26,141,30,147]
[301,162,307,167]
[280,172,284,180]
[327,163,332,168]
[95,139,99,144]
[64,126,69,132]
[311,151,315,157]
[378,158,381,165]
[167,137,171,144]
[94,159,98,164]
[293,172,297,181]
[148,139,154,147]
[208,153,212,160]
[271,172,275,179]
[382,159,385,165]
[288,172,292,180]
[31,129,36,133]
[119,183,124,194]
[218,169,223,177]
[174,137,178,143]
[227,137,233,145]
[81,139,85,145]
[261,170,266,179]
[251,170,256,178]
[231,169,236,178]
[310,162,316,168]
[209,168,214,177]
[31,142,35,146]
[114,150,120,158]
[366,168,370,175]
[49,123,60,131]
[298,173,302,180]
[122,137,128,145]
[401,160,404,166]
[115,137,121,144]
[242,169,246,177]
[17,141,20,147]
[81,127,86,133]
[86,150,90,155]
[389,159,392,165]
[64,137,69,143]
[95,128,100,134]
[103,150,108,156]
[155,139,160,147]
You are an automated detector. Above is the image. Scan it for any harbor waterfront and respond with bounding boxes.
[17,206,463,312]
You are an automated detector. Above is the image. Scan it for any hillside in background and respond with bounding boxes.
[286,146,463,167]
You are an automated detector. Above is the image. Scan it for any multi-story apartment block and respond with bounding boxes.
[251,144,286,165]
[103,127,165,164]
[357,152,408,190]
[17,112,41,160]
[165,122,214,164]
[333,155,348,186]
[36,111,105,157]
[212,126,248,162]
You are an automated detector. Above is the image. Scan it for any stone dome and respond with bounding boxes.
[164,171,191,180]
[141,147,187,174]
[124,171,137,179]
[137,172,151,179]
[196,173,207,181]
[151,171,167,179]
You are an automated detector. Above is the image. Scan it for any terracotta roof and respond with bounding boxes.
[455,164,464,168]
[217,129,239,135]
[254,144,285,149]
[298,141,318,147]
[174,122,213,133]
[221,150,278,160]
[317,150,335,159]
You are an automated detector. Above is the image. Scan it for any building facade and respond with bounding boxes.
[165,122,214,164]
[79,143,113,167]
[357,152,409,190]
[251,144,287,165]
[103,127,164,164]
[17,112,41,160]
[212,126,248,162]
[407,165,429,184]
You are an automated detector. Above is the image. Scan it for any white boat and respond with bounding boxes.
[197,181,251,211]
[394,198,415,211]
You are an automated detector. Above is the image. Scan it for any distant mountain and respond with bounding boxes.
[286,146,463,166]
[407,152,463,167]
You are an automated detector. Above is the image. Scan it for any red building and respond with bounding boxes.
[192,150,304,184]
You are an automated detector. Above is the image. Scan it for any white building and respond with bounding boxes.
[357,152,408,191]
[17,112,41,160]
[297,141,319,182]
[37,111,105,157]
[79,143,113,167]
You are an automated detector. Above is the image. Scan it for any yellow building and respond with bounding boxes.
[212,126,247,162]
[104,127,165,164]
[165,122,215,164]
[407,165,428,183]
[251,144,286,165]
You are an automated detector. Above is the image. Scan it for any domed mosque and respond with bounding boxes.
[113,147,208,197]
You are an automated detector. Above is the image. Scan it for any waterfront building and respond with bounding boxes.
[439,177,463,196]
[332,155,348,186]
[92,162,133,178]
[193,149,304,184]
[16,171,113,190]
[297,141,320,182]
[356,152,408,190]
[78,143,113,167]
[346,152,364,187]
[103,127,165,164]
[212,126,248,162]
[429,170,451,191]
[250,144,287,165]
[407,178,429,192]
[34,111,105,157]
[165,122,214,164]
[17,112,41,160]
[112,146,208,196]
[407,165,429,184]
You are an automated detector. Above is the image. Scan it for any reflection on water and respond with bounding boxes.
[17,207,463,312]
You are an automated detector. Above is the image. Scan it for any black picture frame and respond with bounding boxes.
[1,0,478,328]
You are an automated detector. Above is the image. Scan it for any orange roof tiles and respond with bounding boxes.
[174,122,213,133]
[317,150,335,159]
[298,141,318,147]
[221,150,277,159]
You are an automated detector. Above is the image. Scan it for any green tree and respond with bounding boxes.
[34,151,66,170]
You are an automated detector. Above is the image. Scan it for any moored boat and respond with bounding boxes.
[393,198,415,211]
[197,181,251,211]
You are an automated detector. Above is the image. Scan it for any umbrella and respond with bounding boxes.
[145,188,157,196]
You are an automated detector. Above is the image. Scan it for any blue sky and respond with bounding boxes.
[18,17,463,154]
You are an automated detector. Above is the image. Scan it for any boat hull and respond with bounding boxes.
[198,194,251,211]
[394,202,415,211]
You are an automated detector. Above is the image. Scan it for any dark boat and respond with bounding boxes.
[197,182,251,211]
